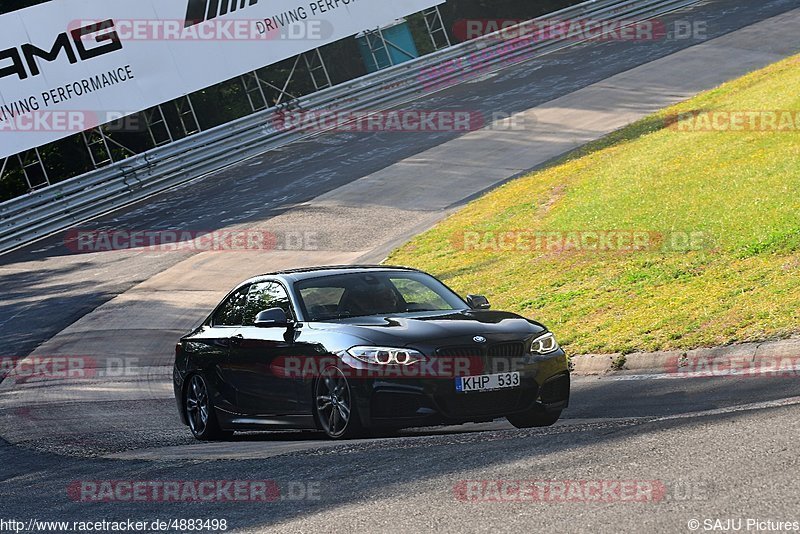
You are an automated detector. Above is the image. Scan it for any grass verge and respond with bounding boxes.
[388,54,800,355]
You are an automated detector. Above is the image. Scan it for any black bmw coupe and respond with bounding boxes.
[174,266,570,440]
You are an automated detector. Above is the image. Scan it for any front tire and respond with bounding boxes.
[184,374,232,441]
[507,408,562,429]
[314,366,362,439]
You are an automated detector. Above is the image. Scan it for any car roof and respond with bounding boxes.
[246,265,424,284]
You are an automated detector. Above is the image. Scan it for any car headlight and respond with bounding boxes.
[529,333,560,355]
[347,346,424,366]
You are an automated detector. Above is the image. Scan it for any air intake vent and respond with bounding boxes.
[437,346,483,358]
[488,343,524,359]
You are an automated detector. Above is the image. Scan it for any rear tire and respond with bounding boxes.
[507,408,562,429]
[314,366,363,439]
[184,374,233,441]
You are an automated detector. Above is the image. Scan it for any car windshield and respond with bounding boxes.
[295,271,467,321]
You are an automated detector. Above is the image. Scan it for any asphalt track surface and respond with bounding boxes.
[1,0,800,532]
[1,375,799,532]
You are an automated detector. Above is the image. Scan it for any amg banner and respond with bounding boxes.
[0,0,443,159]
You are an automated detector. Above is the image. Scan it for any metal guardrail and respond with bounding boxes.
[0,0,702,254]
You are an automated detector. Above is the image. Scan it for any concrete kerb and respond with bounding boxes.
[571,337,800,375]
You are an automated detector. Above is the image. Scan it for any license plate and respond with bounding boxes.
[455,372,521,393]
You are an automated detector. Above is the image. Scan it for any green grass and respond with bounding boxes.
[388,54,800,355]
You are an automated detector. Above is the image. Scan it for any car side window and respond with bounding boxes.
[212,285,250,327]
[242,281,293,326]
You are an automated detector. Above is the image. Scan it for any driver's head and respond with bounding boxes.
[369,284,399,313]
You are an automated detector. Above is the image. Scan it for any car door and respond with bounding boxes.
[228,280,306,416]
[188,284,251,412]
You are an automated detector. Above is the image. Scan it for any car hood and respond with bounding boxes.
[306,310,545,347]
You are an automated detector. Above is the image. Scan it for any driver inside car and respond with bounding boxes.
[338,283,401,317]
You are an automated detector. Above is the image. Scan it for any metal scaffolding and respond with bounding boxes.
[174,95,201,136]
[144,106,174,147]
[241,71,269,112]
[362,26,415,71]
[82,129,114,168]
[81,127,138,169]
[423,6,451,50]
[4,149,51,190]
[362,6,450,71]
[303,49,333,92]
[239,49,332,113]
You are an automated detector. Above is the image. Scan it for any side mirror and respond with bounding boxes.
[466,294,491,310]
[254,308,292,328]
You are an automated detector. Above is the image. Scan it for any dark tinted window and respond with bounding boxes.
[212,285,250,326]
[242,281,293,325]
[296,272,466,321]
[391,278,452,310]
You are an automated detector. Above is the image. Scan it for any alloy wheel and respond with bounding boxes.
[186,375,210,437]
[315,367,353,438]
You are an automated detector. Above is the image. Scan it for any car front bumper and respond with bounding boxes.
[346,355,570,428]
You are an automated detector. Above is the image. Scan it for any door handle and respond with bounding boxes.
[230,334,244,346]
